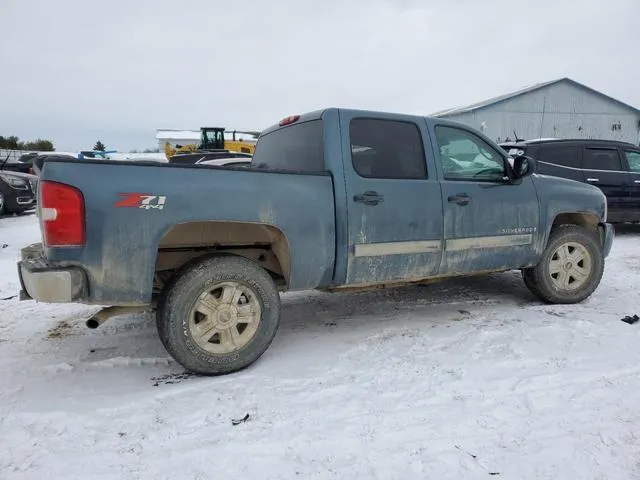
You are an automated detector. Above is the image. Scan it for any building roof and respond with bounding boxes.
[156,129,201,141]
[155,129,260,142]
[432,77,640,117]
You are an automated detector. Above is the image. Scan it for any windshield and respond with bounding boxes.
[204,130,223,144]
[252,120,324,172]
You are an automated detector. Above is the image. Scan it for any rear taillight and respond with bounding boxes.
[40,181,85,247]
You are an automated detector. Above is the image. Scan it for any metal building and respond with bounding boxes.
[432,78,640,146]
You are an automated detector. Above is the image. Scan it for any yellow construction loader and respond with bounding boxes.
[164,127,259,160]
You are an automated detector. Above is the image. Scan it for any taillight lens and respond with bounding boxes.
[40,181,86,247]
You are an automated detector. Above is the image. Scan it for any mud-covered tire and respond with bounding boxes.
[157,254,281,375]
[522,225,604,304]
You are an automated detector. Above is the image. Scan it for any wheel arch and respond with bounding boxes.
[153,220,292,292]
[543,211,601,246]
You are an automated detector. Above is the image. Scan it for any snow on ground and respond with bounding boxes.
[1,214,640,480]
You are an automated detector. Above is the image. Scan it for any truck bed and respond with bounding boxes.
[33,158,337,304]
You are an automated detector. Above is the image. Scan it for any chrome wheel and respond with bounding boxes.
[548,241,592,291]
[188,282,261,354]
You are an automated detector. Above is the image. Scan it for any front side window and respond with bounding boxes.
[624,150,640,173]
[349,118,427,179]
[435,126,506,181]
[582,148,622,171]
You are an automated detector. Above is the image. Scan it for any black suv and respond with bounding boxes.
[500,139,640,223]
[0,171,38,215]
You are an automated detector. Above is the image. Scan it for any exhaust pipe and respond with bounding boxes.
[86,305,152,329]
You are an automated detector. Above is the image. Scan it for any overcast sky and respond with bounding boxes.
[2,0,639,152]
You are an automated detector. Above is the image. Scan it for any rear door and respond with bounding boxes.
[433,124,540,274]
[581,147,629,222]
[340,112,444,285]
[622,148,640,221]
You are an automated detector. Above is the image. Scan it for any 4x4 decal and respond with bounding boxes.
[115,193,167,210]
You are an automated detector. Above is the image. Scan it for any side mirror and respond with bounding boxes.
[512,155,536,179]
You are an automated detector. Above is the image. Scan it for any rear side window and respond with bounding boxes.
[538,144,581,168]
[350,118,427,179]
[582,148,623,171]
[252,120,324,172]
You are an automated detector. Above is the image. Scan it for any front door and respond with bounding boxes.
[433,124,540,274]
[622,148,640,222]
[581,146,629,223]
[341,113,444,285]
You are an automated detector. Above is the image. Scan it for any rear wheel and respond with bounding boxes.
[522,225,604,304]
[157,255,281,375]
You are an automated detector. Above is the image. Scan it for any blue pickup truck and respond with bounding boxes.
[18,108,614,375]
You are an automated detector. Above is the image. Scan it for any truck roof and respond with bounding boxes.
[500,138,638,148]
[259,107,466,138]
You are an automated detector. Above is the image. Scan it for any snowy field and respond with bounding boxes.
[1,214,640,480]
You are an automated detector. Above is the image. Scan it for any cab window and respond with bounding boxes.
[435,126,506,181]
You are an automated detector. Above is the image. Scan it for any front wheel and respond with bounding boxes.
[157,255,281,375]
[522,225,605,304]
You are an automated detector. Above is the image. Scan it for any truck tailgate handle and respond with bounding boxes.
[448,194,470,206]
[353,191,384,205]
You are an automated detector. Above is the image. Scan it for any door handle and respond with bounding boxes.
[353,191,384,206]
[447,194,471,206]
[634,180,640,184]
[586,178,599,182]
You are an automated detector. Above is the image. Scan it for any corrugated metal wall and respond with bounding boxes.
[442,82,640,145]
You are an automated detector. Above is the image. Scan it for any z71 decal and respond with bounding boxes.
[115,193,167,210]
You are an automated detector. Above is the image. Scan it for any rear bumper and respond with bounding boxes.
[18,243,88,303]
[601,223,614,258]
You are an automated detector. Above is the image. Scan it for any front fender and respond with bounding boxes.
[532,174,607,247]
